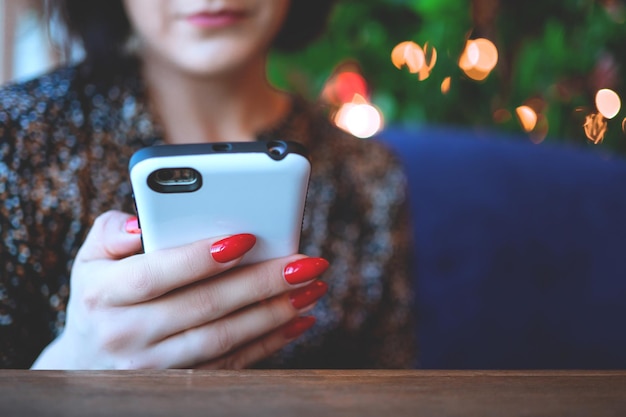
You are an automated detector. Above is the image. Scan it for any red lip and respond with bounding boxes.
[185,10,247,28]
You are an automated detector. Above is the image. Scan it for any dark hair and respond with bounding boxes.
[51,0,336,67]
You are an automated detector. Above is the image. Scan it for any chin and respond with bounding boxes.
[173,61,240,79]
[172,48,256,77]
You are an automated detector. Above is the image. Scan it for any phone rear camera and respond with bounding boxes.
[149,168,202,193]
[267,141,287,159]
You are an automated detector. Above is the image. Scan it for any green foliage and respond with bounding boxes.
[268,0,626,153]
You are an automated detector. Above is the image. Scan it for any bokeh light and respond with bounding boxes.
[441,77,451,95]
[472,38,499,72]
[321,68,368,106]
[320,64,383,139]
[584,112,608,144]
[595,89,621,119]
[516,106,538,132]
[459,38,498,81]
[334,96,384,139]
[391,41,425,74]
[392,40,438,81]
[418,43,438,81]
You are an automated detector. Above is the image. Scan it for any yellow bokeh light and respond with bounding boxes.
[417,43,438,81]
[516,106,538,132]
[464,67,490,81]
[459,38,498,81]
[472,38,498,72]
[423,42,438,70]
[583,112,608,144]
[459,42,478,71]
[441,77,451,94]
[595,89,621,119]
[391,41,425,74]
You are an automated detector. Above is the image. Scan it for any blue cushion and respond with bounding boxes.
[377,126,626,369]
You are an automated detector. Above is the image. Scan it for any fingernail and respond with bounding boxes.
[283,316,316,339]
[210,234,256,263]
[284,257,329,285]
[125,217,141,234]
[289,281,328,310]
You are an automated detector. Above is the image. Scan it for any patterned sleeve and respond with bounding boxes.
[0,88,55,368]
[0,99,25,367]
[0,102,20,367]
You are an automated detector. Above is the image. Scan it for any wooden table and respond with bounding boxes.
[1,370,625,416]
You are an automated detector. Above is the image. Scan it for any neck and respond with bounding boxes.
[141,54,290,144]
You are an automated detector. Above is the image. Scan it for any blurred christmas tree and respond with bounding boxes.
[269,0,626,154]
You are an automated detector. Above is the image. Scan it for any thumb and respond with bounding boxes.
[76,210,143,262]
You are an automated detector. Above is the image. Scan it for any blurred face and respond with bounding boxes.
[122,0,290,76]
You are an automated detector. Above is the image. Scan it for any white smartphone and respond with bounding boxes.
[129,140,311,265]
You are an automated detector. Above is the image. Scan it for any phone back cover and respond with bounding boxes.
[131,151,311,265]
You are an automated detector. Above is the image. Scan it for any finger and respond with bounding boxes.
[98,233,257,306]
[196,316,317,370]
[140,256,329,341]
[76,210,143,262]
[143,286,324,368]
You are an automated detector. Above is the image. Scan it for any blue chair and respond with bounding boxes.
[377,126,626,369]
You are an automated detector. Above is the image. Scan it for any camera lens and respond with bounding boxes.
[155,169,174,183]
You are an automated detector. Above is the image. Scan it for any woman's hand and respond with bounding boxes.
[31,210,329,370]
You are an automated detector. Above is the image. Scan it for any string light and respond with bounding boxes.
[515,106,538,132]
[391,41,425,74]
[584,113,608,144]
[391,41,437,80]
[334,95,384,139]
[595,89,621,119]
[441,77,451,94]
[388,31,624,147]
[459,38,498,81]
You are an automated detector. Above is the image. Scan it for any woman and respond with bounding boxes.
[0,0,416,369]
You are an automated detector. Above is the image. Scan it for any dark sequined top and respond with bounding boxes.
[0,62,416,369]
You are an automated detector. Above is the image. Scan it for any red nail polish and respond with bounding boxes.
[125,217,141,234]
[283,316,316,339]
[210,234,256,263]
[284,258,329,285]
[289,281,328,310]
